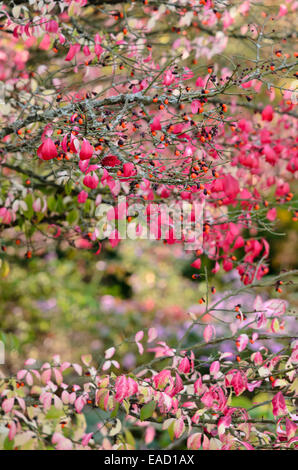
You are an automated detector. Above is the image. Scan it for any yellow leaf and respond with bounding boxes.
[0,260,10,278]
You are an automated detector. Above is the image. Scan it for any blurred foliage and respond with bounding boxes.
[0,205,297,375]
[0,241,198,372]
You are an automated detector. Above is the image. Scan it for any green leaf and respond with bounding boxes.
[47,195,57,212]
[23,194,34,220]
[110,402,119,419]
[168,421,175,441]
[3,436,14,450]
[67,209,79,225]
[45,406,65,420]
[0,260,10,278]
[56,195,65,213]
[122,399,130,415]
[83,199,92,214]
[124,429,135,447]
[36,212,45,223]
[140,400,156,421]
[65,180,73,195]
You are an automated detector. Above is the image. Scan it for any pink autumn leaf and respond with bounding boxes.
[191,258,201,269]
[147,327,158,343]
[178,356,191,374]
[39,34,51,51]
[286,418,297,440]
[61,391,76,405]
[24,358,36,366]
[202,434,210,450]
[246,380,262,392]
[17,369,27,381]
[264,299,287,317]
[72,363,83,376]
[8,420,17,441]
[94,43,103,58]
[150,117,161,132]
[114,375,128,403]
[123,162,135,177]
[278,5,288,17]
[135,330,144,343]
[195,76,205,87]
[45,20,58,34]
[40,392,52,411]
[105,347,115,359]
[272,392,288,417]
[15,397,25,411]
[218,415,232,437]
[266,208,277,221]
[203,325,216,343]
[65,43,81,61]
[2,398,14,414]
[38,138,57,160]
[25,372,33,386]
[219,352,234,360]
[41,368,52,384]
[53,368,63,385]
[232,371,247,396]
[236,334,249,352]
[81,354,92,366]
[153,370,171,390]
[53,395,63,410]
[223,259,233,272]
[262,105,274,122]
[251,333,258,343]
[0,208,12,225]
[210,361,220,376]
[83,173,99,189]
[52,433,73,450]
[251,351,263,366]
[187,432,202,450]
[81,433,93,447]
[234,236,244,249]
[80,139,94,161]
[191,100,201,114]
[83,45,91,56]
[75,396,87,414]
[61,391,70,404]
[102,360,111,371]
[173,417,185,439]
[145,426,155,445]
[13,26,19,39]
[163,70,175,86]
[77,190,88,204]
[173,372,184,395]
[212,261,220,274]
[182,401,196,409]
[115,375,138,403]
[135,330,144,355]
